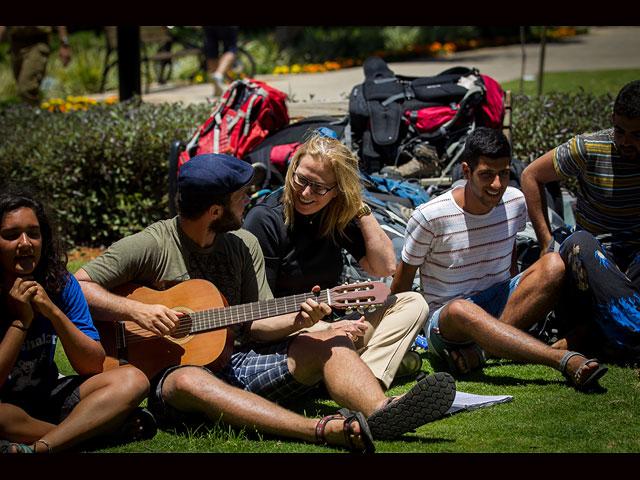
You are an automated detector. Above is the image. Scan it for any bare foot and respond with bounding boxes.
[566,354,600,386]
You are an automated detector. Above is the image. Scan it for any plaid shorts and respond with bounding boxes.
[148,335,315,428]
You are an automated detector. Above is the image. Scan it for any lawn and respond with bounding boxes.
[55,342,640,454]
[57,262,640,454]
[501,68,640,97]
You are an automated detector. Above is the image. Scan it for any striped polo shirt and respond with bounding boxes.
[553,129,640,250]
[402,185,527,315]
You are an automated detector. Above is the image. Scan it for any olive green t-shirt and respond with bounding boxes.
[82,217,273,306]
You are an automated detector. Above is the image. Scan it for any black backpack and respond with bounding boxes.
[348,56,502,175]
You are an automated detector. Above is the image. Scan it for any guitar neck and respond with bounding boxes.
[188,290,330,333]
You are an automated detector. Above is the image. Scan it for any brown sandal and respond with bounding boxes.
[315,408,375,453]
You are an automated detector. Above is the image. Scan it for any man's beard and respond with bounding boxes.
[208,208,242,234]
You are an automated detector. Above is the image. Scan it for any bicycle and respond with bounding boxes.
[100,26,256,93]
[155,27,256,85]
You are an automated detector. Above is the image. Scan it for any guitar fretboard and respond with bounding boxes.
[189,290,330,333]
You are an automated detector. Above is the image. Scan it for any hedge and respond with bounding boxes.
[0,90,615,249]
[0,98,211,248]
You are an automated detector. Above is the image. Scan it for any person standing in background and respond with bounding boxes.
[0,26,71,106]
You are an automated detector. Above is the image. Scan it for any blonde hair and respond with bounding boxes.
[282,134,363,241]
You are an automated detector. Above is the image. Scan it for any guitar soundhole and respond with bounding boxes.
[168,307,194,340]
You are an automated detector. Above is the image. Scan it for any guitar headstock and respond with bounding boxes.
[328,281,391,313]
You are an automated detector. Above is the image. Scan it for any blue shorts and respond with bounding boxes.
[426,273,523,358]
[148,335,315,428]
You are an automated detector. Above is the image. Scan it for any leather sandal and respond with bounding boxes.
[315,408,375,453]
[442,344,486,375]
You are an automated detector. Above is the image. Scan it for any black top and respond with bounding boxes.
[243,189,367,297]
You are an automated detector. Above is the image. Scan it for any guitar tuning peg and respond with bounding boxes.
[357,306,364,314]
[368,306,376,312]
[346,307,353,314]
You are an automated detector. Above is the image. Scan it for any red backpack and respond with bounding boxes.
[177,78,290,171]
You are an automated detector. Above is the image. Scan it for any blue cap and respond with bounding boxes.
[178,154,255,196]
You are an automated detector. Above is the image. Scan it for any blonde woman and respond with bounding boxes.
[243,133,428,389]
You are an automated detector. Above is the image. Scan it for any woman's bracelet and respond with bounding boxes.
[10,324,28,332]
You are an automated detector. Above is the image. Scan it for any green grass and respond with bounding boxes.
[59,259,640,454]
[501,69,640,97]
[54,344,640,453]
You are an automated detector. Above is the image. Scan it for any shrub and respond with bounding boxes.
[0,89,616,249]
[0,98,211,248]
[511,89,615,163]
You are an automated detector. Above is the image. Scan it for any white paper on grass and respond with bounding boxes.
[446,391,514,415]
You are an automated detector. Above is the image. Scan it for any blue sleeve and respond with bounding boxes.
[56,273,100,341]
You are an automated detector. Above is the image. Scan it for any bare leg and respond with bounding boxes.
[215,52,235,77]
[498,252,566,330]
[0,403,53,443]
[208,52,236,96]
[441,300,601,383]
[287,330,389,416]
[161,360,366,450]
[34,367,149,452]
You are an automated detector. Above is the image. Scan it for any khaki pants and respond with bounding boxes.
[306,290,428,389]
[11,36,51,106]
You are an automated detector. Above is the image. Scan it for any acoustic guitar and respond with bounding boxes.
[96,279,390,379]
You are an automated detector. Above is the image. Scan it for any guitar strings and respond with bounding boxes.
[120,284,379,345]
[122,291,331,344]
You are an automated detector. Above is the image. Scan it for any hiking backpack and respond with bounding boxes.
[348,56,505,176]
[244,115,351,190]
[177,78,290,171]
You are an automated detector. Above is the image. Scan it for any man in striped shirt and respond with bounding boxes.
[391,127,607,391]
[522,80,640,365]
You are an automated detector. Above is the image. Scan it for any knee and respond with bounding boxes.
[292,330,356,364]
[441,299,476,328]
[390,291,430,326]
[118,367,150,401]
[164,368,200,399]
[559,230,598,259]
[540,251,567,280]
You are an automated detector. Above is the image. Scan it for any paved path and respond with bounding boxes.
[91,26,640,117]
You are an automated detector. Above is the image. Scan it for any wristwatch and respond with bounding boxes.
[61,37,70,47]
[355,204,371,219]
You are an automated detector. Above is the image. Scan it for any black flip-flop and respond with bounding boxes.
[559,351,608,392]
[367,372,456,440]
[114,407,157,443]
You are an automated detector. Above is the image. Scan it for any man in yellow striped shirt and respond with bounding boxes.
[522,80,640,366]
